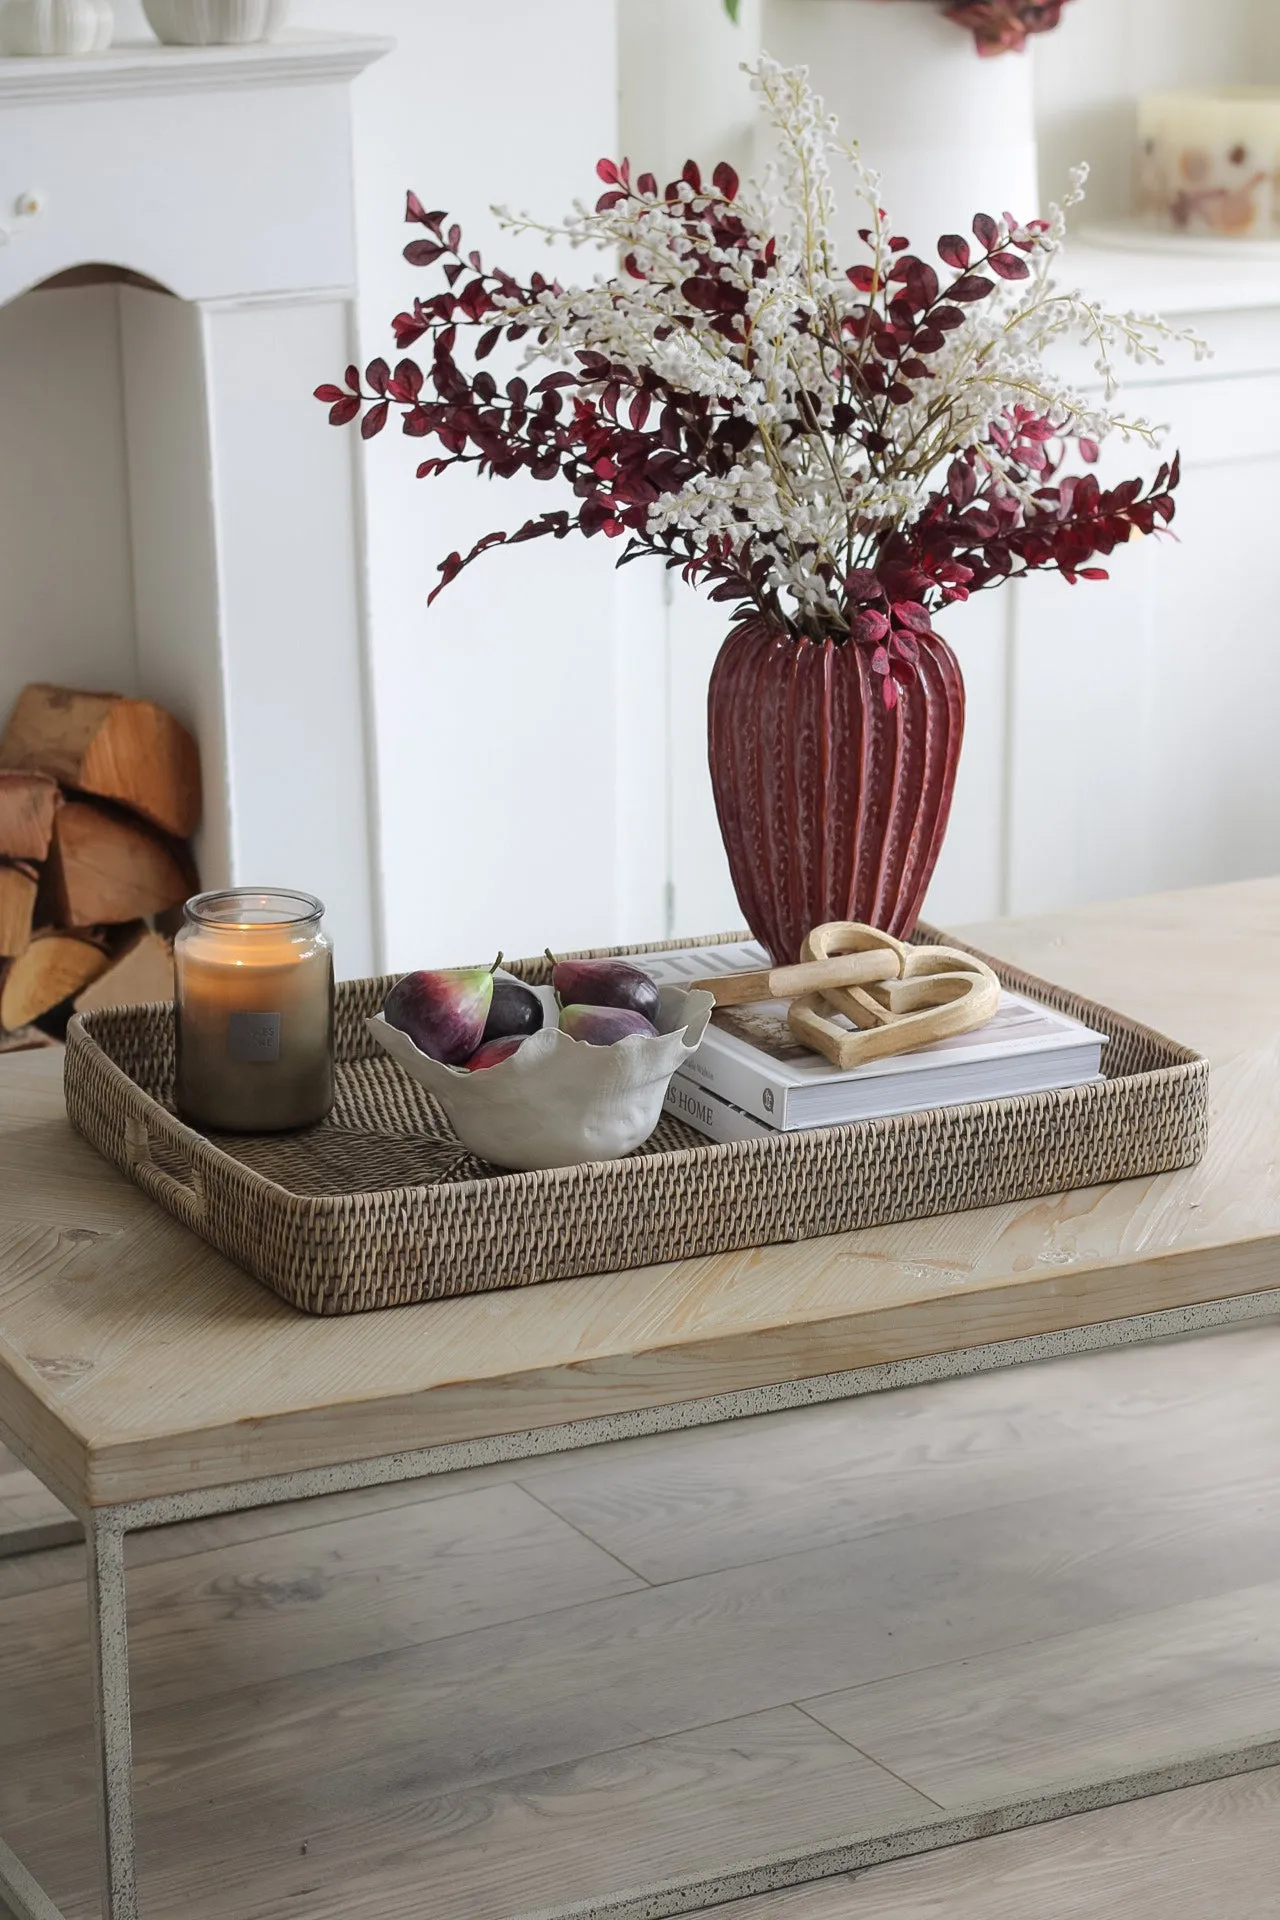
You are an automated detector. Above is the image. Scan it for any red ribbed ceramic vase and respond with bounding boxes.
[707,618,965,965]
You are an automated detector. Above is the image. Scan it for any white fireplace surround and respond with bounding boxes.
[0,31,390,975]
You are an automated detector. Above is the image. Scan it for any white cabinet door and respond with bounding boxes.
[1006,366,1280,916]
[922,590,1010,929]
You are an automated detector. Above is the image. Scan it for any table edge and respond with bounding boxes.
[64,1226,1280,1508]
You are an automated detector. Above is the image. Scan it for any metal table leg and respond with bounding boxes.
[85,1518,138,1920]
[0,1832,65,1920]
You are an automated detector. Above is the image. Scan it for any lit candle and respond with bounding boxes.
[1138,90,1280,238]
[174,889,334,1132]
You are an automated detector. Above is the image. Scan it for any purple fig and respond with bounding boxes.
[467,1035,526,1072]
[382,954,499,1064]
[483,978,545,1043]
[548,953,660,1023]
[559,1004,659,1046]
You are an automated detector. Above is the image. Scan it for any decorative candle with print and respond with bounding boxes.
[1138,90,1280,238]
[175,889,334,1132]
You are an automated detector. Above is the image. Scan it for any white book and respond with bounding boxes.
[663,1074,777,1145]
[664,1068,1107,1144]
[639,940,1108,1130]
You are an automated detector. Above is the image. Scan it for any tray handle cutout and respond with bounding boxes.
[124,1114,208,1223]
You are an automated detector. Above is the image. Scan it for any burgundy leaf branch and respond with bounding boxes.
[317,162,1177,707]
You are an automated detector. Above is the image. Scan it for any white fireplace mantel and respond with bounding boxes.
[0,29,388,104]
[0,30,391,974]
[0,31,390,303]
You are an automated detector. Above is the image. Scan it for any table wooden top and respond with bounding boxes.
[2,878,1278,1512]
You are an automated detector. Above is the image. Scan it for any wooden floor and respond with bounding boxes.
[3,1320,1280,1918]
[713,1766,1280,1917]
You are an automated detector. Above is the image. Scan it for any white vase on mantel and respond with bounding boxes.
[142,0,288,45]
[0,0,113,54]
[762,0,1039,252]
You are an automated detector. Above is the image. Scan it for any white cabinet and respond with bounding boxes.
[1004,416,1280,914]
[1002,258,1280,918]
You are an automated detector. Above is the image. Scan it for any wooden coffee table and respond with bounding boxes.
[2,878,1280,1920]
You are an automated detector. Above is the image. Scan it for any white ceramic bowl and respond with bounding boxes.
[142,0,287,45]
[368,984,715,1173]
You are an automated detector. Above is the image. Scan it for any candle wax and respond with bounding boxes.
[175,926,334,1132]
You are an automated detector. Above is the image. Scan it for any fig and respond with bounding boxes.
[466,1035,526,1071]
[548,953,660,1023]
[558,1004,659,1046]
[382,955,499,1065]
[483,977,545,1043]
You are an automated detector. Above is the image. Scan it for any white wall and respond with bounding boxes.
[0,285,138,723]
[286,0,625,970]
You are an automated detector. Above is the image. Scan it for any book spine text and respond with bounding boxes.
[663,1075,777,1145]
[674,1042,792,1126]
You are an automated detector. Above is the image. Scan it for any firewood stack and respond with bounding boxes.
[0,684,201,1051]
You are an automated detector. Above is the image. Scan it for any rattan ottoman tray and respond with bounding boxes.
[62,927,1209,1317]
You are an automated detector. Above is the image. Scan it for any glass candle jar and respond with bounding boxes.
[174,889,334,1132]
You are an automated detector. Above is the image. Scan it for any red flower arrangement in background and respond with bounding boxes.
[942,0,1072,55]
[725,0,1075,56]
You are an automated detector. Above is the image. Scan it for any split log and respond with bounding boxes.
[0,931,110,1031]
[74,927,174,1014]
[0,863,38,959]
[0,770,59,861]
[0,684,201,839]
[46,800,194,929]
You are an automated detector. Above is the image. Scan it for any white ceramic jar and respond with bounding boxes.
[142,0,288,45]
[763,0,1040,247]
[0,0,112,54]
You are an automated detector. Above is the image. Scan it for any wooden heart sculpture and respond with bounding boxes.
[788,922,1000,1069]
[689,921,1000,1071]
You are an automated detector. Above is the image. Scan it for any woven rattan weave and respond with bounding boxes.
[62,928,1209,1316]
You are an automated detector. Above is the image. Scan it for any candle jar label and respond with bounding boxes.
[227,1010,282,1064]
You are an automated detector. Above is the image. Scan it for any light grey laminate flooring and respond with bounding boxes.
[1,1320,1278,1917]
[711,1763,1280,1918]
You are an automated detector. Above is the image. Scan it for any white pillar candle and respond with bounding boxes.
[175,889,334,1133]
[1138,90,1280,239]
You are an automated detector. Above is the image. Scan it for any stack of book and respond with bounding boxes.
[642,940,1108,1146]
